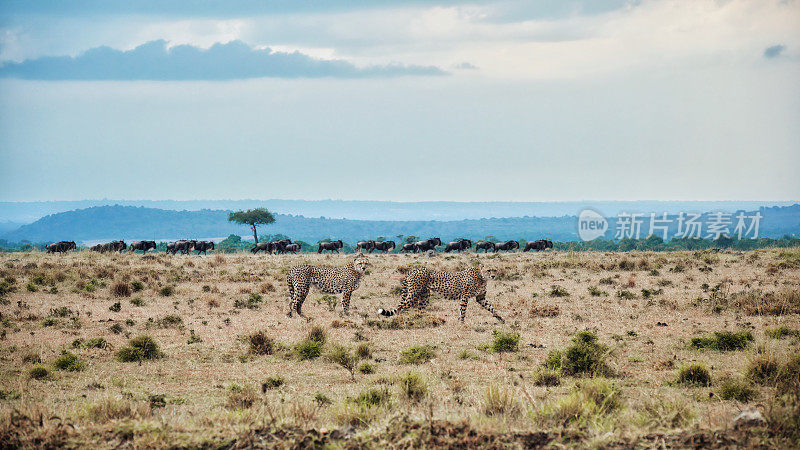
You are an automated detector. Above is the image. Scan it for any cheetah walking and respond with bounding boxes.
[287,254,369,319]
[377,266,504,323]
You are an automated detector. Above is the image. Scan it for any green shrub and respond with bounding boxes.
[296,339,323,360]
[29,365,49,380]
[482,384,520,417]
[746,354,781,385]
[131,281,145,292]
[157,314,183,328]
[116,335,163,362]
[549,285,569,297]
[536,378,620,426]
[399,372,427,402]
[53,350,86,371]
[532,368,561,386]
[491,331,520,353]
[356,343,372,359]
[676,363,711,386]
[765,326,799,340]
[399,345,436,364]
[261,376,284,390]
[307,325,327,344]
[326,344,358,380]
[690,330,753,351]
[159,286,175,297]
[109,302,121,312]
[226,384,256,409]
[358,363,375,374]
[84,337,107,349]
[129,297,145,307]
[234,293,263,309]
[718,378,756,402]
[617,290,636,299]
[314,392,332,406]
[248,331,274,355]
[543,329,612,377]
[354,387,391,407]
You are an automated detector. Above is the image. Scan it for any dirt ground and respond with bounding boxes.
[0,249,798,448]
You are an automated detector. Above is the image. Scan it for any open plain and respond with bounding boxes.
[1,249,798,448]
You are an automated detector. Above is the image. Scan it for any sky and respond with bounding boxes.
[0,0,798,202]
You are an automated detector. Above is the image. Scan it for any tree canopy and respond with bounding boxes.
[228,208,275,243]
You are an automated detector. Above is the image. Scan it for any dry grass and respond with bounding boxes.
[0,249,798,447]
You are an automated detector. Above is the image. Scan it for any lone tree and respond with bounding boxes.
[228,208,275,243]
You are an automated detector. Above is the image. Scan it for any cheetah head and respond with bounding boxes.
[352,254,369,274]
[483,267,498,280]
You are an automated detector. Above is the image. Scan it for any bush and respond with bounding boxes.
[491,331,520,353]
[356,343,372,359]
[399,345,436,364]
[130,297,145,307]
[326,344,358,380]
[676,363,711,386]
[29,365,49,380]
[543,329,612,377]
[314,392,332,406]
[399,372,427,402]
[307,325,327,344]
[296,339,323,360]
[691,330,753,351]
[84,337,107,349]
[261,376,284,391]
[131,281,145,292]
[116,335,163,362]
[226,384,257,409]
[157,314,183,328]
[234,293,263,309]
[765,326,799,340]
[532,368,561,387]
[482,384,520,417]
[53,350,86,371]
[536,379,620,426]
[747,354,781,385]
[111,282,131,298]
[549,285,569,297]
[358,363,375,374]
[718,378,757,402]
[354,387,391,408]
[159,286,175,297]
[249,331,275,355]
[109,302,121,312]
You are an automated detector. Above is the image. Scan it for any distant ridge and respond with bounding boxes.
[1,199,797,223]
[2,204,798,244]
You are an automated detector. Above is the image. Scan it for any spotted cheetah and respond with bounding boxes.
[287,254,369,319]
[377,266,504,323]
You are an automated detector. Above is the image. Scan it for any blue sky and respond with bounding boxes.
[0,0,798,201]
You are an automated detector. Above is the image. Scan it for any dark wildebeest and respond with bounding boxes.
[524,239,554,252]
[373,241,396,253]
[400,243,417,253]
[129,241,157,254]
[283,243,301,253]
[318,240,343,253]
[414,237,442,253]
[91,241,124,252]
[475,241,495,253]
[493,240,520,252]
[355,240,375,253]
[167,240,194,255]
[194,241,215,255]
[90,244,103,252]
[273,239,293,254]
[445,239,472,253]
[47,241,76,253]
[251,242,273,254]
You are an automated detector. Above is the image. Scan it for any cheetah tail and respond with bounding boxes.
[377,307,397,317]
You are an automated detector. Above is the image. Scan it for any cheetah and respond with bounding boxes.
[377,266,504,323]
[287,254,369,319]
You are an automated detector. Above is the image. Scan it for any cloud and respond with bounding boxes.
[763,44,786,58]
[0,40,446,80]
[454,62,478,69]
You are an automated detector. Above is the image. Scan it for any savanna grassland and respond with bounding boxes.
[1,249,799,448]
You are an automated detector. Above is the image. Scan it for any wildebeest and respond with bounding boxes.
[283,243,301,253]
[251,242,273,254]
[400,243,417,253]
[524,239,554,252]
[167,240,195,255]
[318,240,343,253]
[273,239,293,254]
[373,240,396,253]
[47,241,76,253]
[493,240,520,252]
[475,241,495,253]
[414,237,442,253]
[90,240,126,253]
[129,241,157,253]
[445,239,472,253]
[355,240,375,253]
[193,241,215,255]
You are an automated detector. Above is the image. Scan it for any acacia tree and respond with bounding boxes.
[228,208,275,243]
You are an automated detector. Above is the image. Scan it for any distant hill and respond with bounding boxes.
[1,199,798,223]
[1,204,798,244]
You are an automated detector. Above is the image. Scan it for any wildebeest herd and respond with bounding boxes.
[43,237,554,255]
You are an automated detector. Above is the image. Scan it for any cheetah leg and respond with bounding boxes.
[288,279,310,319]
[475,294,505,323]
[340,290,352,316]
[458,297,469,322]
[378,286,415,317]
